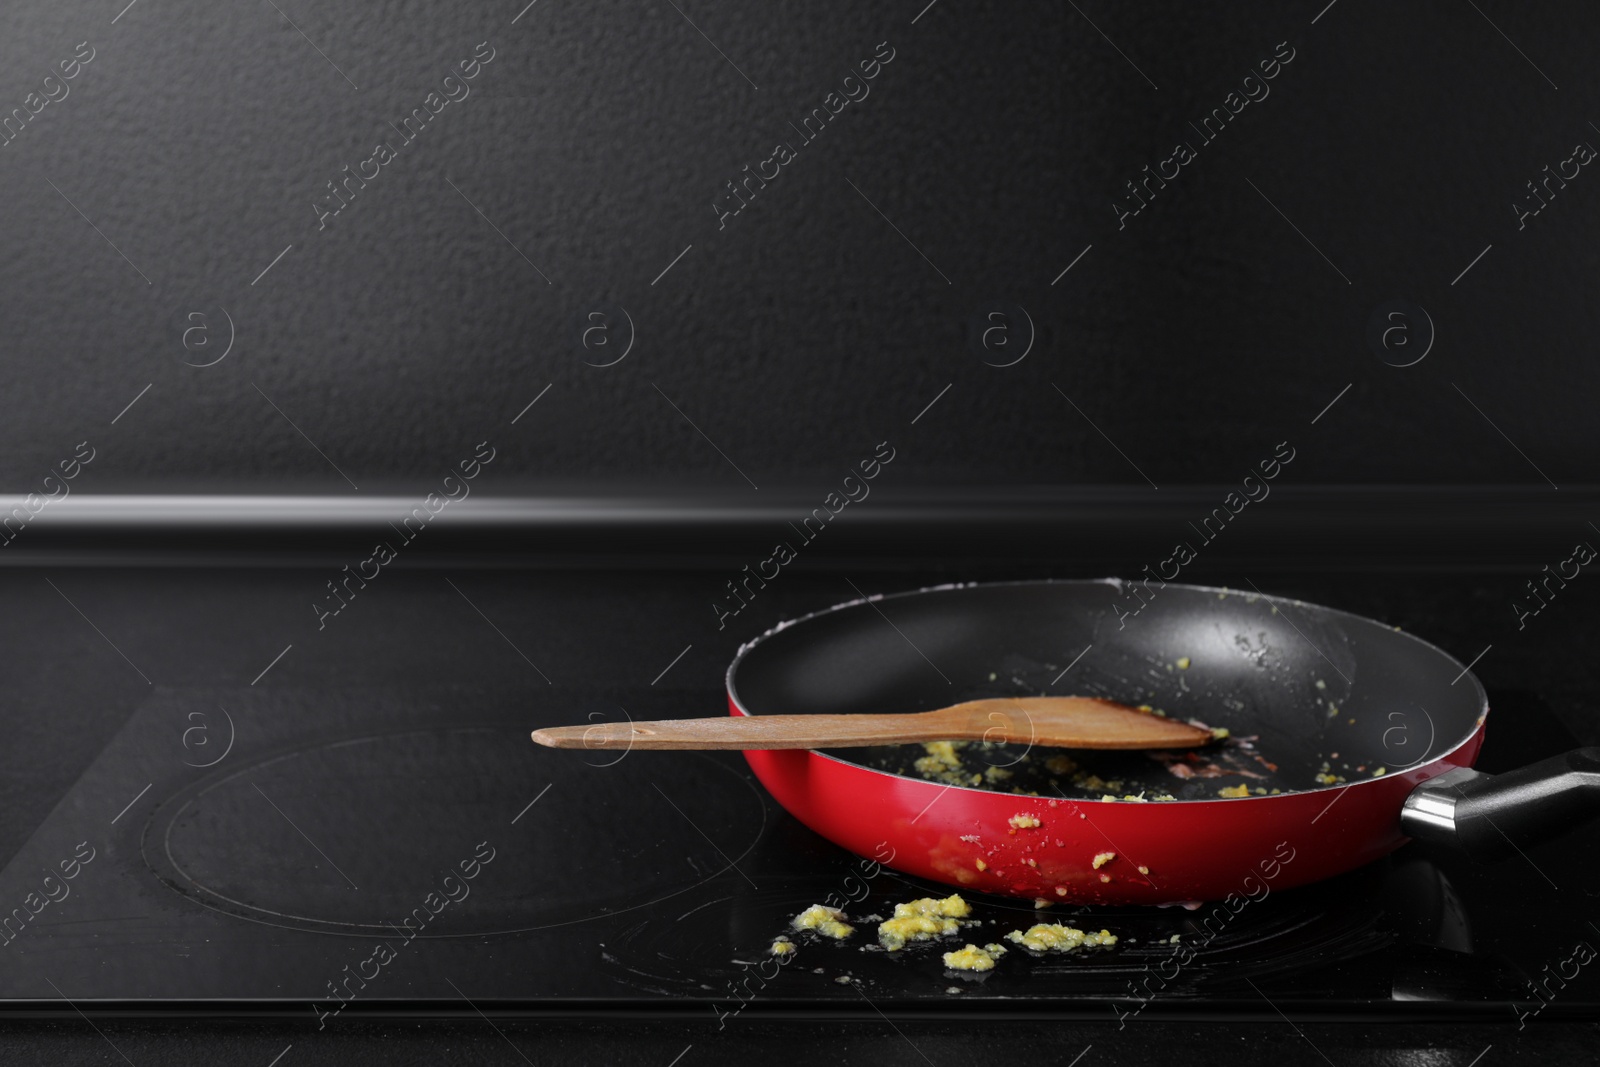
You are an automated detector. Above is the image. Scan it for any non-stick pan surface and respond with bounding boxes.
[728,579,1488,904]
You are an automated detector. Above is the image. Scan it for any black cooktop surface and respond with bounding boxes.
[0,566,1596,1027]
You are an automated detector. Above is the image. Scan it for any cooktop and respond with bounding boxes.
[0,567,1595,1027]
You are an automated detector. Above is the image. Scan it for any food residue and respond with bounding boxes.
[1091,851,1116,869]
[1314,761,1347,786]
[914,741,966,782]
[889,709,1290,804]
[943,943,1008,971]
[1175,657,1191,669]
[1005,924,1118,953]
[770,938,796,955]
[793,904,854,940]
[878,894,973,951]
[1217,782,1251,798]
[1008,814,1041,829]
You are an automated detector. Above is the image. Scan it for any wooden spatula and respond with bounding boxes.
[530,696,1216,752]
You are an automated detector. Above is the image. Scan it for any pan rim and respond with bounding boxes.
[724,577,1490,804]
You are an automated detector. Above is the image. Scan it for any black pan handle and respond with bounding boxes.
[1399,749,1600,861]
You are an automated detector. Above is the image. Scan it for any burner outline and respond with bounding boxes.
[141,726,770,939]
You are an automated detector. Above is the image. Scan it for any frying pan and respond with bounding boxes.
[726,579,1599,905]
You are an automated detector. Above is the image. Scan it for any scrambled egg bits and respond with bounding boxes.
[943,943,1008,971]
[1004,924,1118,952]
[878,894,973,951]
[914,741,962,776]
[792,904,854,940]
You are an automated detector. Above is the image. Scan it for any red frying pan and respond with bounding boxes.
[723,580,1597,904]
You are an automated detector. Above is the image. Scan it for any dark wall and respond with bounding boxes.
[1,0,1595,492]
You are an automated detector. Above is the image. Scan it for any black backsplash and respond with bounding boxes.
[1,0,1596,491]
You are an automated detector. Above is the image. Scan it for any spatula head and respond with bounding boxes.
[947,696,1217,750]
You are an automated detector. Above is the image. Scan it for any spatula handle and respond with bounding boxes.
[532,711,957,750]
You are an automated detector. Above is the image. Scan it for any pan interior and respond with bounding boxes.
[731,581,1485,801]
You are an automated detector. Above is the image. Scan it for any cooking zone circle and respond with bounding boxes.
[143,727,767,937]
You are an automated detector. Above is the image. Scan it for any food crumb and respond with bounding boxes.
[770,938,796,956]
[1373,766,1387,776]
[1033,898,1053,908]
[1315,679,1327,690]
[834,975,852,984]
[793,904,854,940]
[1168,934,1181,943]
[1211,727,1231,740]
[942,943,1007,972]
[1176,657,1191,669]
[974,859,987,872]
[1218,782,1251,798]
[945,985,964,994]
[877,894,973,951]
[1137,865,1150,875]
[1091,851,1116,869]
[1005,924,1118,953]
[913,740,971,784]
[1008,814,1041,829]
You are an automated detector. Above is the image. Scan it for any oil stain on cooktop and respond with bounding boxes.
[141,726,769,937]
